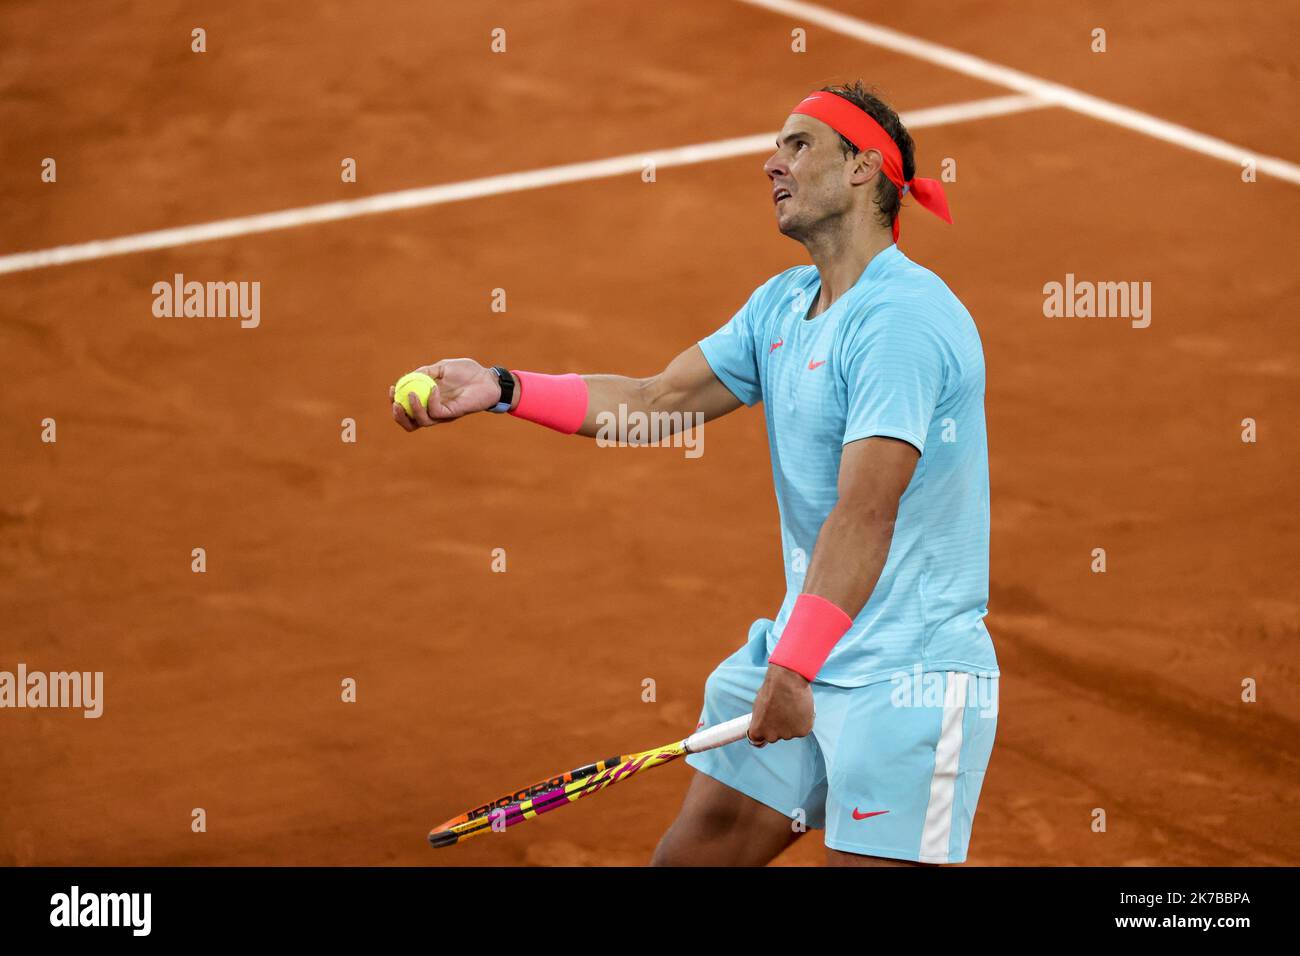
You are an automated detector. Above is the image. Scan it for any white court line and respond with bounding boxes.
[0,94,1044,276]
[736,0,1300,185]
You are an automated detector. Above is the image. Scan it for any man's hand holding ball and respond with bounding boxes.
[390,359,506,432]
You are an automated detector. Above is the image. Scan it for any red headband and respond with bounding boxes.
[791,91,952,241]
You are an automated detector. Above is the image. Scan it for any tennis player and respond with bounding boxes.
[392,82,999,867]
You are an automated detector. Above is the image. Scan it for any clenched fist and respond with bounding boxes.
[746,664,815,746]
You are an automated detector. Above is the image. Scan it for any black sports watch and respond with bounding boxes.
[488,366,516,413]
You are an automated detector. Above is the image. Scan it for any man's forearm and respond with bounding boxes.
[569,371,732,440]
[572,373,656,438]
[763,504,894,684]
[800,503,896,618]
[491,345,741,440]
[765,437,917,684]
[497,370,674,441]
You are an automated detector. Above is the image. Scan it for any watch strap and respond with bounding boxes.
[489,366,515,413]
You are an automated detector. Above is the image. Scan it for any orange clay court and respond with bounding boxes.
[1,1,1297,866]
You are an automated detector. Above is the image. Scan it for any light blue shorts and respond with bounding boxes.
[685,621,998,863]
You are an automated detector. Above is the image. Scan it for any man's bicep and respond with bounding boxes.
[655,344,745,421]
[836,436,920,517]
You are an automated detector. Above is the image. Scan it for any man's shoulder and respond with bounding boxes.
[868,251,961,304]
[732,265,815,329]
[847,253,973,337]
[753,264,816,299]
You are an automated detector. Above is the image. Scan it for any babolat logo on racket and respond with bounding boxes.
[519,779,565,800]
[468,775,569,819]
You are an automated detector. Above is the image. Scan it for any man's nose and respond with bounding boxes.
[764,153,787,179]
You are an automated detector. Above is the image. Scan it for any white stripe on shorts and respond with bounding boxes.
[919,672,969,864]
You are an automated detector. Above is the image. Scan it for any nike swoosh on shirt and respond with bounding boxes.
[808,359,827,370]
[769,339,784,352]
[851,809,890,820]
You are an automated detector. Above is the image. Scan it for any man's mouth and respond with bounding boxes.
[773,187,792,206]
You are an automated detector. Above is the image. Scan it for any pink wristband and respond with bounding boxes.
[508,371,589,435]
[768,593,854,681]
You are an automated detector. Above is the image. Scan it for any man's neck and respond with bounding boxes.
[803,224,894,318]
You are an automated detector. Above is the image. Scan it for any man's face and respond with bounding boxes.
[764,114,858,240]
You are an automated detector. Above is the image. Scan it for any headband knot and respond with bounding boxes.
[790,91,952,241]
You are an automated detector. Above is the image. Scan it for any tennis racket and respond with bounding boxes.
[428,713,753,848]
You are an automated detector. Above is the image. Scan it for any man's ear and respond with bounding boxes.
[849,147,884,186]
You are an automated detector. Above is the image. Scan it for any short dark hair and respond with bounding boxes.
[820,82,915,231]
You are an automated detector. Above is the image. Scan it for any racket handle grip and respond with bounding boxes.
[684,713,752,753]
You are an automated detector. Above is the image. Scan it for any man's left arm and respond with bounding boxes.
[747,435,919,744]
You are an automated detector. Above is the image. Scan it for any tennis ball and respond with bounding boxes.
[394,371,437,418]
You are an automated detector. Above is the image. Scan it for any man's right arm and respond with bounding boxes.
[390,344,744,436]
